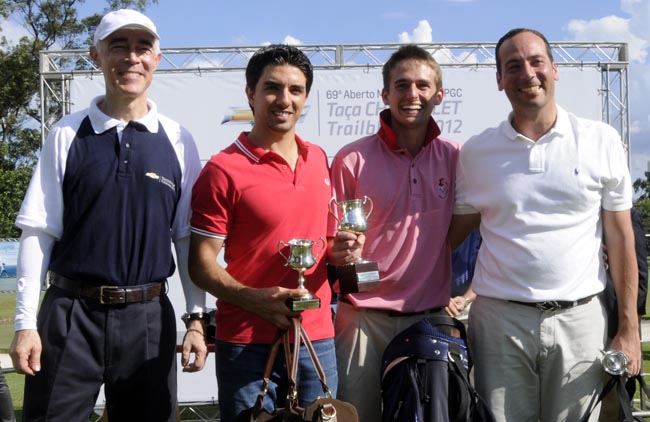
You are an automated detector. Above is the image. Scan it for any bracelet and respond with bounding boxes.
[181,312,210,328]
[184,328,204,337]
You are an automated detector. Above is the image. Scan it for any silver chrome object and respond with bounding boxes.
[601,349,628,376]
[278,238,325,310]
[328,196,381,294]
[329,196,373,232]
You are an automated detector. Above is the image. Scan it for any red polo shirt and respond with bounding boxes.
[191,132,334,343]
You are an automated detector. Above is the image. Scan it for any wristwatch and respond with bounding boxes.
[181,312,210,328]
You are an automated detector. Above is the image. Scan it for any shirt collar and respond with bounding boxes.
[502,105,569,143]
[376,109,442,151]
[88,96,160,134]
[235,132,310,164]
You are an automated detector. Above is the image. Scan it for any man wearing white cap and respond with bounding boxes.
[9,9,207,421]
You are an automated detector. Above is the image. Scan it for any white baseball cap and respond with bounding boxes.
[93,9,159,46]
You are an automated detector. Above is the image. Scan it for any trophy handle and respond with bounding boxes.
[313,237,326,261]
[277,240,290,264]
[328,197,341,223]
[362,195,374,218]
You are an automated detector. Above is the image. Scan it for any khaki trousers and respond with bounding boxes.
[469,295,607,422]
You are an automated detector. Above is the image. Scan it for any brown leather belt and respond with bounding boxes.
[338,295,443,317]
[49,272,165,305]
[509,295,595,312]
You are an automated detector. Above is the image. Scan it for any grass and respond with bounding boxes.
[0,292,16,353]
[0,293,16,325]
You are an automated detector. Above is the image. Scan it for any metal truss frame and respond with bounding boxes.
[39,42,630,160]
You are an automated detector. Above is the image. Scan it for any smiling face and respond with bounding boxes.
[90,28,161,103]
[381,59,443,130]
[246,64,308,138]
[496,31,559,115]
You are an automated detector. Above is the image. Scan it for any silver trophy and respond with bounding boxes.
[601,349,628,376]
[329,196,380,294]
[278,238,325,311]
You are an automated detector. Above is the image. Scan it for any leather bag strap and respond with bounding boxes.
[249,328,285,416]
[297,318,331,395]
[285,317,331,397]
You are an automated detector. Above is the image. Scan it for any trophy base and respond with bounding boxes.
[288,297,321,311]
[338,260,380,294]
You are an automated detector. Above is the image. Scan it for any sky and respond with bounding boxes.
[1,0,650,183]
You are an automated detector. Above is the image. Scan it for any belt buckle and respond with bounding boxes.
[99,285,125,304]
[536,301,561,312]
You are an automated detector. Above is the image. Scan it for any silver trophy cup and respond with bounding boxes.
[329,196,380,294]
[330,196,374,232]
[278,238,325,310]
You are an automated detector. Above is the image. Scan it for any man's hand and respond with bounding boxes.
[328,231,365,266]
[609,328,642,376]
[246,286,308,329]
[445,296,468,317]
[181,319,208,373]
[10,329,42,376]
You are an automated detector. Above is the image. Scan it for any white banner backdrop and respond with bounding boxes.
[71,66,602,163]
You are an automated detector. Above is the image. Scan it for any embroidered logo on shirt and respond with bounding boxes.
[145,172,176,191]
[437,178,449,199]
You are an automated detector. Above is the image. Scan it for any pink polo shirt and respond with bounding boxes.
[328,110,460,312]
[191,132,334,344]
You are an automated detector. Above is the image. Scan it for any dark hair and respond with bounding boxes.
[245,44,314,93]
[382,44,442,90]
[495,28,554,75]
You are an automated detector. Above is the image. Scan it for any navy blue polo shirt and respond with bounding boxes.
[15,96,203,329]
[47,115,182,286]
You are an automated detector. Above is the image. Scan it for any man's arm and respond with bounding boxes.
[631,209,648,316]
[174,235,208,373]
[603,208,641,375]
[188,233,306,330]
[448,213,481,251]
[10,228,55,376]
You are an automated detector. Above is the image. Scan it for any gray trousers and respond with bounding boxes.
[0,368,15,422]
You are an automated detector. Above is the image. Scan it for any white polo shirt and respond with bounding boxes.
[454,106,632,302]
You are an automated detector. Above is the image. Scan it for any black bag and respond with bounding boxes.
[238,317,358,422]
[580,374,650,422]
[381,315,495,422]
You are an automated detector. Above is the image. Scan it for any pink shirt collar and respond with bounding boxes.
[376,109,443,151]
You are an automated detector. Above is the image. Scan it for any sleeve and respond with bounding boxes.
[14,123,70,238]
[14,228,56,331]
[174,235,206,313]
[453,146,479,215]
[170,126,202,241]
[190,160,233,239]
[170,125,206,313]
[601,125,633,211]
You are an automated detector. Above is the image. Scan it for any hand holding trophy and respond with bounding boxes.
[278,238,325,311]
[329,196,380,294]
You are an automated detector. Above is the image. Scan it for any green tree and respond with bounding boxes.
[0,0,157,237]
